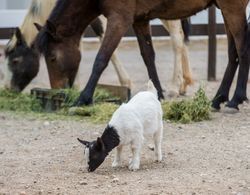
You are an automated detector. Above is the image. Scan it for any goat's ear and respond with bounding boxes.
[96,137,105,151]
[15,28,27,47]
[34,23,43,32]
[77,138,90,147]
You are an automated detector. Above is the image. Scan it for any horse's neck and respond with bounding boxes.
[49,0,99,38]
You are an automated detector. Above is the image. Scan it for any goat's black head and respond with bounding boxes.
[77,137,107,172]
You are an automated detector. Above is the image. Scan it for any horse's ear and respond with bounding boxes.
[34,23,43,32]
[46,20,58,40]
[15,28,27,47]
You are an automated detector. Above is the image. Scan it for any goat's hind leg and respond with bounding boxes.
[129,140,142,171]
[153,121,163,162]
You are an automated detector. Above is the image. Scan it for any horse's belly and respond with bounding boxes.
[136,0,212,21]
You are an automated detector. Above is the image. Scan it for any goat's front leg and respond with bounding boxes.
[75,15,132,106]
[129,142,142,171]
[112,145,123,168]
[133,21,164,100]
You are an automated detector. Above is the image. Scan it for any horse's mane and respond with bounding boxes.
[5,0,56,53]
[36,0,71,54]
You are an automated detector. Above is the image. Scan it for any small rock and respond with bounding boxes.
[247,145,250,149]
[201,136,206,139]
[93,132,100,136]
[227,166,231,170]
[79,181,87,185]
[43,121,50,126]
[111,177,119,183]
[19,191,26,195]
[228,186,232,189]
[0,151,4,155]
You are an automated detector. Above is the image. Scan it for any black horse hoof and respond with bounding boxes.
[73,96,93,107]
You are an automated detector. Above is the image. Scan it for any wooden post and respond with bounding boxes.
[208,5,217,81]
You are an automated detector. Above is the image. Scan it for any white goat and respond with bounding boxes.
[78,80,163,172]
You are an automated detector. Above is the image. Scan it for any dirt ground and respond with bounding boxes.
[0,38,250,194]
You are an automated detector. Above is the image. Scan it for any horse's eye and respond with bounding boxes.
[50,56,56,62]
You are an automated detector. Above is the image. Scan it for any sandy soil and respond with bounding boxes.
[0,38,250,194]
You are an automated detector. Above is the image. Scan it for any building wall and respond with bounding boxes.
[0,0,31,9]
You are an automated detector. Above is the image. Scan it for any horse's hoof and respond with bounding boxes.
[210,106,220,112]
[179,91,186,96]
[222,106,239,114]
[167,90,179,98]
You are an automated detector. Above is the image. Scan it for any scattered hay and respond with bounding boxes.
[0,89,42,112]
[0,87,211,124]
[162,88,211,123]
[68,103,119,123]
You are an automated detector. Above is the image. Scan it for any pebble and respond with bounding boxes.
[111,177,119,183]
[247,145,250,149]
[43,121,50,126]
[79,181,87,185]
[19,191,26,195]
[201,135,206,139]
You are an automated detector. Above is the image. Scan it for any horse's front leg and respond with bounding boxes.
[211,26,238,110]
[75,15,132,106]
[133,21,164,100]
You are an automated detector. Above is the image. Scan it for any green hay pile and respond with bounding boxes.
[0,89,42,112]
[68,103,119,123]
[0,87,211,124]
[162,88,211,123]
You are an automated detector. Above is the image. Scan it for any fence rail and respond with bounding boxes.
[0,24,225,39]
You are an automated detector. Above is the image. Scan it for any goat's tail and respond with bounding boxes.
[147,80,158,97]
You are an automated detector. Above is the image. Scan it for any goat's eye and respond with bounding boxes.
[12,57,23,65]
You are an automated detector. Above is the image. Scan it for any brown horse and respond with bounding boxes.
[36,0,250,111]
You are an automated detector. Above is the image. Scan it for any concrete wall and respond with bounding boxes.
[0,0,31,9]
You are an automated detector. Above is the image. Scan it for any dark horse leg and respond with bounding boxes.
[133,21,164,99]
[75,14,132,106]
[220,11,249,110]
[211,21,239,110]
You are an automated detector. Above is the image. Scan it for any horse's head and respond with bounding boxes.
[4,28,40,92]
[35,21,81,89]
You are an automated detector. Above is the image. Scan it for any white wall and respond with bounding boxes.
[0,0,31,9]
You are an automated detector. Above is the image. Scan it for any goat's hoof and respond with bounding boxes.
[128,164,139,171]
[112,161,121,168]
[154,155,162,162]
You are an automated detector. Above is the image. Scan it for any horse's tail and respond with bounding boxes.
[181,18,190,43]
